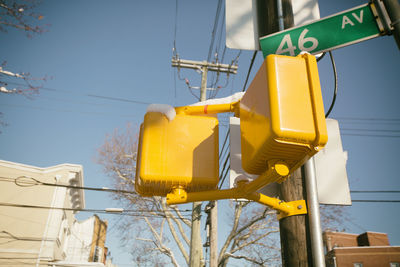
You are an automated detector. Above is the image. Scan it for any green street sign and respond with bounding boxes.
[260,4,383,57]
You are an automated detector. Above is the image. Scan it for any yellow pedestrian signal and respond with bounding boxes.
[135,112,219,197]
[240,53,328,176]
[134,53,328,219]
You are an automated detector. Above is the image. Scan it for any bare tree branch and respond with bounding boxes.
[230,230,279,254]
[219,202,244,264]
[142,217,181,267]
[170,205,192,228]
[161,200,190,264]
[225,253,266,266]
[96,124,346,266]
[167,206,191,246]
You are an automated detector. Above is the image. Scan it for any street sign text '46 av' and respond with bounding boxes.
[259,3,384,57]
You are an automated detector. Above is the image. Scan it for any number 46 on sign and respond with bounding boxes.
[260,4,382,57]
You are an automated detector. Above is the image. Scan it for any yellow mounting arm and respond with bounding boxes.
[174,101,240,117]
[166,161,307,219]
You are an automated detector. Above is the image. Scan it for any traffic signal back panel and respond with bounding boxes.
[240,54,328,175]
[135,112,219,196]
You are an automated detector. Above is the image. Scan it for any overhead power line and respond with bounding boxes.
[352,200,400,203]
[207,0,223,62]
[351,190,400,193]
[0,175,134,194]
[337,117,400,122]
[341,128,400,133]
[341,133,400,138]
[0,202,192,217]
[3,81,151,105]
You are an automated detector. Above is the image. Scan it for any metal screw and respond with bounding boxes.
[297,205,303,210]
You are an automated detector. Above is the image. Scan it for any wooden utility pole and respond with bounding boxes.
[279,167,311,266]
[209,200,217,266]
[172,57,237,267]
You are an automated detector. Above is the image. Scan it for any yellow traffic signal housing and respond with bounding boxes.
[135,112,219,197]
[134,53,327,219]
[240,53,328,175]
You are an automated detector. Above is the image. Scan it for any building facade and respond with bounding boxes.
[324,231,400,267]
[0,160,114,267]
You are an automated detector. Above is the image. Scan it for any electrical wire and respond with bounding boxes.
[218,51,258,189]
[351,190,400,193]
[4,81,151,105]
[341,133,400,138]
[336,117,400,123]
[207,0,223,62]
[0,176,190,214]
[218,155,230,190]
[0,176,136,194]
[172,0,179,57]
[242,51,258,92]
[172,0,179,101]
[352,200,400,203]
[317,52,326,62]
[219,128,230,158]
[325,51,337,118]
[0,202,192,217]
[341,128,400,133]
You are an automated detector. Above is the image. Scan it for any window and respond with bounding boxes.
[354,264,363,267]
[93,246,103,263]
[390,263,399,267]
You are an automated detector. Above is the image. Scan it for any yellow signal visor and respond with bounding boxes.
[240,54,328,175]
[135,112,219,196]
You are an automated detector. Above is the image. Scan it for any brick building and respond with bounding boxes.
[324,231,400,267]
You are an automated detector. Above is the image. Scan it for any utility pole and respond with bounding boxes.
[209,200,217,267]
[279,167,311,266]
[382,0,400,49]
[271,0,322,265]
[172,57,237,267]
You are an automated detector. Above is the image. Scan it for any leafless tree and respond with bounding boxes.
[0,0,48,95]
[0,0,47,36]
[97,124,283,266]
[0,0,49,130]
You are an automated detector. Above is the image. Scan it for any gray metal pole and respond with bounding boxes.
[304,157,326,267]
[276,0,285,31]
[382,0,400,49]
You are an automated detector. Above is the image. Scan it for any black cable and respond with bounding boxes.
[341,128,400,133]
[218,155,230,189]
[337,117,400,122]
[219,128,230,157]
[325,51,337,118]
[4,81,151,105]
[219,145,229,165]
[173,0,179,56]
[317,52,326,62]
[341,133,400,138]
[0,202,192,217]
[10,176,135,194]
[207,0,223,62]
[242,51,258,92]
[352,200,400,203]
[218,51,258,188]
[351,190,400,193]
[87,94,150,105]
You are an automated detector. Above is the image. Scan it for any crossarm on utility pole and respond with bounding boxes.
[171,58,238,74]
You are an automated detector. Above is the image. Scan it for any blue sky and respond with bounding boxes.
[1,0,399,266]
